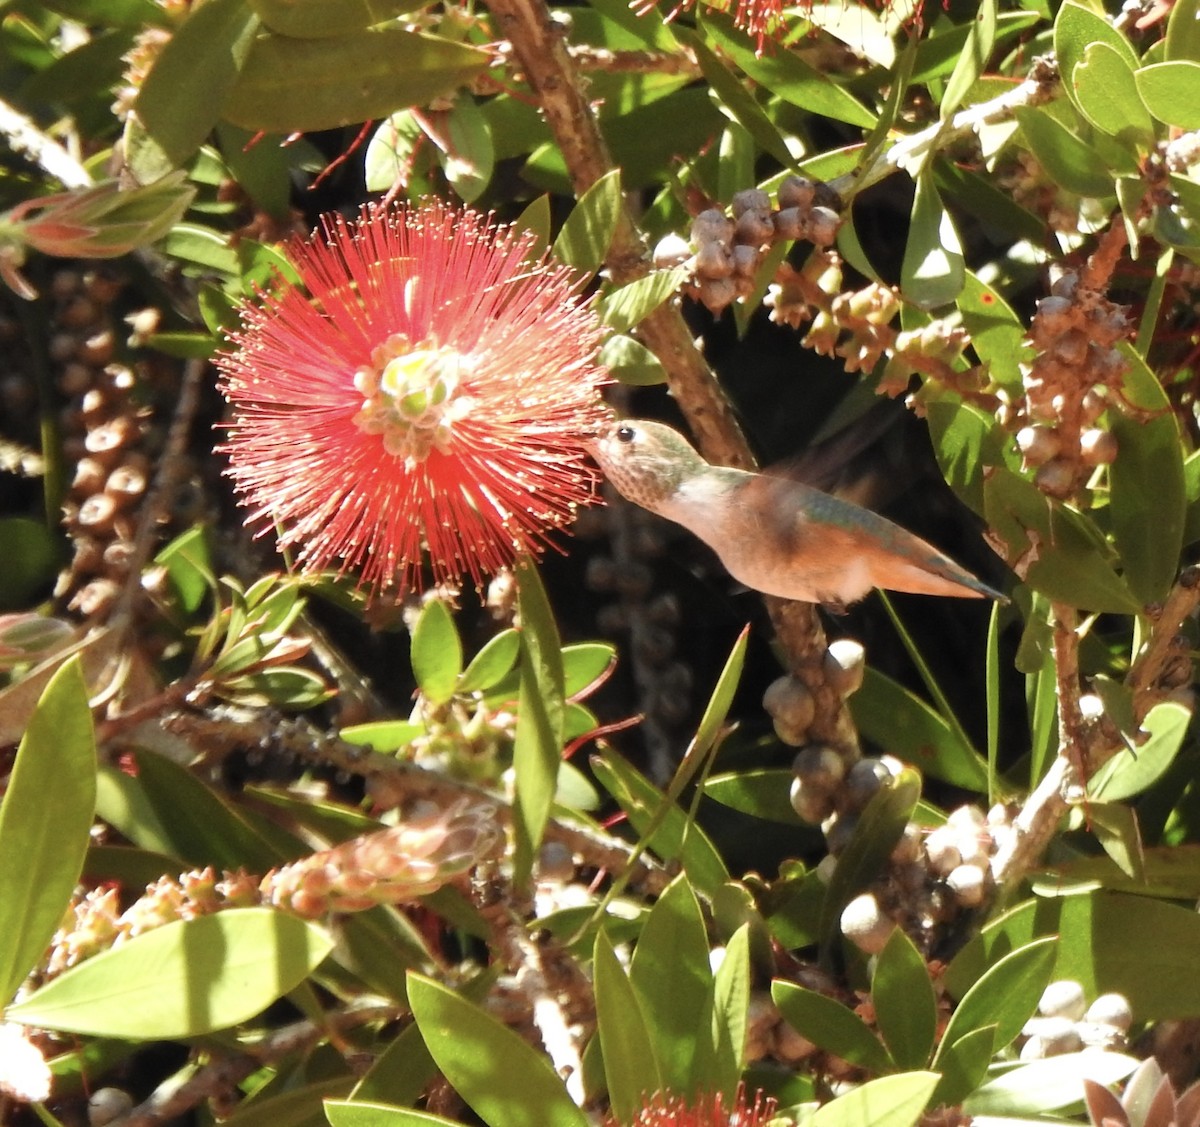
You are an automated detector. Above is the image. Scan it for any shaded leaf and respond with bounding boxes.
[599,334,667,386]
[851,668,989,790]
[223,29,488,134]
[773,980,893,1072]
[130,0,259,174]
[249,0,424,37]
[819,769,921,956]
[930,1025,996,1107]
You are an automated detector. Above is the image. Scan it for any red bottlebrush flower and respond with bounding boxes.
[607,1086,781,1127]
[216,200,611,597]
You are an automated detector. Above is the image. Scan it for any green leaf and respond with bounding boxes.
[819,769,921,956]
[512,557,565,882]
[1072,42,1155,146]
[407,973,588,1127]
[935,937,1057,1060]
[134,747,284,870]
[942,0,996,119]
[327,1103,464,1127]
[440,97,494,204]
[692,623,749,761]
[1089,701,1191,802]
[1136,61,1200,128]
[957,271,1034,394]
[411,600,463,706]
[702,13,876,128]
[591,751,730,898]
[1108,389,1186,607]
[1012,104,1113,199]
[601,267,688,333]
[155,526,214,613]
[850,668,989,790]
[984,468,1141,614]
[222,29,488,134]
[709,924,751,1098]
[901,173,964,309]
[130,0,259,174]
[704,768,807,825]
[458,629,521,694]
[1167,0,1200,61]
[553,169,622,275]
[1055,1,1140,92]
[810,1071,940,1127]
[599,334,667,386]
[8,909,332,1037]
[594,929,662,1120]
[680,30,795,169]
[772,980,893,1072]
[628,875,713,1092]
[327,1104,465,1127]
[0,659,95,1003]
[1088,801,1145,882]
[930,1025,996,1107]
[248,0,424,37]
[873,928,937,1071]
[561,643,616,698]
[0,519,60,610]
[964,1052,1138,1116]
[924,393,1017,518]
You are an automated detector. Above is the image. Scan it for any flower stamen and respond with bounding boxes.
[353,336,475,466]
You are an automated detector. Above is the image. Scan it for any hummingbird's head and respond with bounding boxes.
[588,419,707,513]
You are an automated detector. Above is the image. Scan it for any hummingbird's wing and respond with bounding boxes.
[743,473,1005,603]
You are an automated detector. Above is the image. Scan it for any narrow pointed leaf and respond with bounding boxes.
[772,980,893,1072]
[873,928,937,1070]
[553,169,622,275]
[710,924,751,1099]
[629,875,713,1092]
[901,174,964,308]
[512,557,565,882]
[595,929,662,1121]
[0,658,96,1003]
[407,973,588,1127]
[411,600,463,706]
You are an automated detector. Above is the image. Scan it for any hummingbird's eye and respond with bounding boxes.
[615,425,636,444]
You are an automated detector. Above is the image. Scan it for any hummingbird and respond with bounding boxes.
[589,419,1005,609]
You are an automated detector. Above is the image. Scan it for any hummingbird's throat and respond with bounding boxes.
[352,332,476,467]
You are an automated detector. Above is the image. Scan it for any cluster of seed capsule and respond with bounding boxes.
[39,269,161,618]
[1019,980,1132,1058]
[1009,268,1131,501]
[654,177,842,315]
[577,501,695,768]
[838,802,1016,955]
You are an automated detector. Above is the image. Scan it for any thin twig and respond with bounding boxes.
[0,97,92,188]
[161,706,673,895]
[483,0,841,725]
